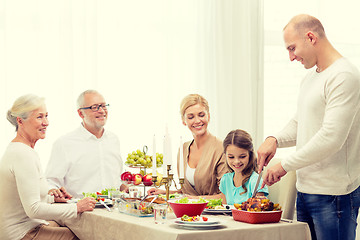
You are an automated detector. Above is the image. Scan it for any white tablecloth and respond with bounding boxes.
[65,208,311,240]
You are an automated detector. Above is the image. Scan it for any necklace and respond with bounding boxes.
[316,67,322,73]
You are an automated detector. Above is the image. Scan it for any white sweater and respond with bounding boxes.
[0,142,77,240]
[275,58,360,195]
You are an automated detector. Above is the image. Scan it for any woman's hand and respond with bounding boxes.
[49,187,72,203]
[147,188,166,195]
[76,197,96,213]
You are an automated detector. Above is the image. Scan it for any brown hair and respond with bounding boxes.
[223,129,257,195]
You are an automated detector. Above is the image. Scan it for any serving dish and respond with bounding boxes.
[231,209,282,224]
[118,198,154,217]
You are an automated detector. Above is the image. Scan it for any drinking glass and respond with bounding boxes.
[129,186,141,198]
[154,204,167,224]
[109,190,122,209]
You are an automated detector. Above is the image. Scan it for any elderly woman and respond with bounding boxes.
[148,94,229,197]
[0,94,96,240]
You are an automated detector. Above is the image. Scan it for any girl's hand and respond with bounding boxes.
[76,197,96,213]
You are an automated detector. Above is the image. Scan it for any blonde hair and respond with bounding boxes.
[180,94,209,119]
[7,94,45,131]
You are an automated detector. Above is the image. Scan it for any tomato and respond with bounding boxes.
[96,192,102,195]
[202,217,208,221]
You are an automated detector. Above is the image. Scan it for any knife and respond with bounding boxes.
[99,199,112,212]
[251,171,263,198]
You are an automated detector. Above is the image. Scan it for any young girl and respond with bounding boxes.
[219,129,268,205]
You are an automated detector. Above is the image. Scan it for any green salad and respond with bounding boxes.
[206,199,223,209]
[175,197,207,203]
[158,193,181,199]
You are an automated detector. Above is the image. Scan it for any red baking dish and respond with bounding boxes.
[232,209,282,224]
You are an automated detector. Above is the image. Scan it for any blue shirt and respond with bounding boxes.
[219,171,268,205]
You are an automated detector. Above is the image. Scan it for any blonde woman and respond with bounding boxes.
[0,94,95,240]
[148,94,229,197]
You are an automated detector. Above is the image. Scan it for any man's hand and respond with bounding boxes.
[257,136,278,173]
[261,162,287,188]
[49,187,72,203]
[77,197,96,213]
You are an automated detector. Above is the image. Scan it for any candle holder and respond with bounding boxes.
[152,164,184,201]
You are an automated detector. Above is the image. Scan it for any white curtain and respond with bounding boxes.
[0,0,263,171]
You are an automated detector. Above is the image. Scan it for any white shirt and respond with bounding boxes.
[186,162,196,186]
[0,142,77,240]
[275,58,360,195]
[46,125,123,198]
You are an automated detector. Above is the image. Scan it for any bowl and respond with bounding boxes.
[168,200,208,218]
[232,209,282,224]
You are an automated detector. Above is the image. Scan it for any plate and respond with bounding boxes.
[95,199,113,207]
[203,205,234,214]
[173,218,225,229]
[174,217,220,226]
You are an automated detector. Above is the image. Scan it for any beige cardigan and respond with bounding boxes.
[178,134,229,195]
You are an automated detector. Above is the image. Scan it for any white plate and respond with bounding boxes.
[174,217,220,226]
[203,205,234,214]
[95,199,113,207]
[67,198,113,207]
[173,219,225,229]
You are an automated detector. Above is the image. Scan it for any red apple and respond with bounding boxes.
[121,171,133,183]
[142,174,153,186]
[132,173,143,185]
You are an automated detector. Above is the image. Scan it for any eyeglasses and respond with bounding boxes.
[79,103,109,112]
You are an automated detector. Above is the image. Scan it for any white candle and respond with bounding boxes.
[179,136,184,178]
[152,134,157,175]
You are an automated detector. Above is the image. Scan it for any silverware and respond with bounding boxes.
[99,200,112,212]
[149,196,158,205]
[139,194,149,204]
[251,171,263,198]
[280,218,293,223]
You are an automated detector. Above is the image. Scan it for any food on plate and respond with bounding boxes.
[158,193,181,200]
[132,173,143,185]
[235,196,281,212]
[205,199,223,209]
[181,215,208,222]
[82,187,117,201]
[175,197,207,204]
[125,149,164,167]
[143,197,167,204]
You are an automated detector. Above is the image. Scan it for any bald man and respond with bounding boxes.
[257,14,360,240]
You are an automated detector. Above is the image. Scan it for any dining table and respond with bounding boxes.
[64,205,311,240]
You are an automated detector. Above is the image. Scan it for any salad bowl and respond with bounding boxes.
[168,198,208,218]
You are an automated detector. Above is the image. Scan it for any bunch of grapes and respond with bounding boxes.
[125,149,163,168]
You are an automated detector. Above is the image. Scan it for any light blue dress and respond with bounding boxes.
[219,171,268,205]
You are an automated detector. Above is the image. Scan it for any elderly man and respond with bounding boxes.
[257,14,360,240]
[46,90,126,198]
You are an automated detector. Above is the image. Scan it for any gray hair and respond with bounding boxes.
[7,94,45,131]
[77,89,101,109]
